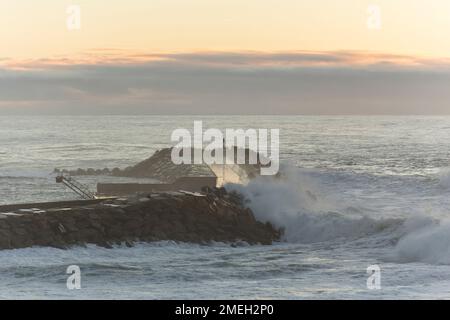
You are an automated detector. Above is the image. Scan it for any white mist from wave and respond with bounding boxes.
[226,165,404,244]
[227,165,450,266]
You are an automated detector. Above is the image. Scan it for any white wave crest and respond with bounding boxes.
[389,218,450,265]
[226,166,403,243]
[227,165,450,265]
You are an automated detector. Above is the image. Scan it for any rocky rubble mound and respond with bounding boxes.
[53,146,266,182]
[0,188,280,250]
[54,148,215,182]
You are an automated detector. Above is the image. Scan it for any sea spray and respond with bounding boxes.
[226,165,403,243]
[228,165,450,265]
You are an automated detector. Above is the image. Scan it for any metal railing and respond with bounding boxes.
[56,175,96,200]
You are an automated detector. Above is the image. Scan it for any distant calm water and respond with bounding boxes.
[1,115,450,299]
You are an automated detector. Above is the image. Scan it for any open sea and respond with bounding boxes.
[1,115,450,299]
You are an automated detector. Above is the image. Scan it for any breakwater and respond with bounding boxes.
[0,188,280,250]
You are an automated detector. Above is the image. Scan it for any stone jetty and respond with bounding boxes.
[0,188,280,250]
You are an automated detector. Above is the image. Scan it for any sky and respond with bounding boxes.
[1,0,450,115]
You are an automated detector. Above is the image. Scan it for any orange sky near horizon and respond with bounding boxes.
[1,0,450,63]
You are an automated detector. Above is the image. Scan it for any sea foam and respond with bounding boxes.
[227,165,450,265]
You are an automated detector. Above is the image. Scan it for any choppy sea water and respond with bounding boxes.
[1,115,450,299]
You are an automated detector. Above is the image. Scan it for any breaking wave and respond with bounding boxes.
[388,218,450,265]
[227,165,450,265]
[227,166,404,243]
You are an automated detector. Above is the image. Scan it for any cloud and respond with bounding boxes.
[1,51,450,115]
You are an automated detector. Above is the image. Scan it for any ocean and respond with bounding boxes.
[1,115,450,299]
